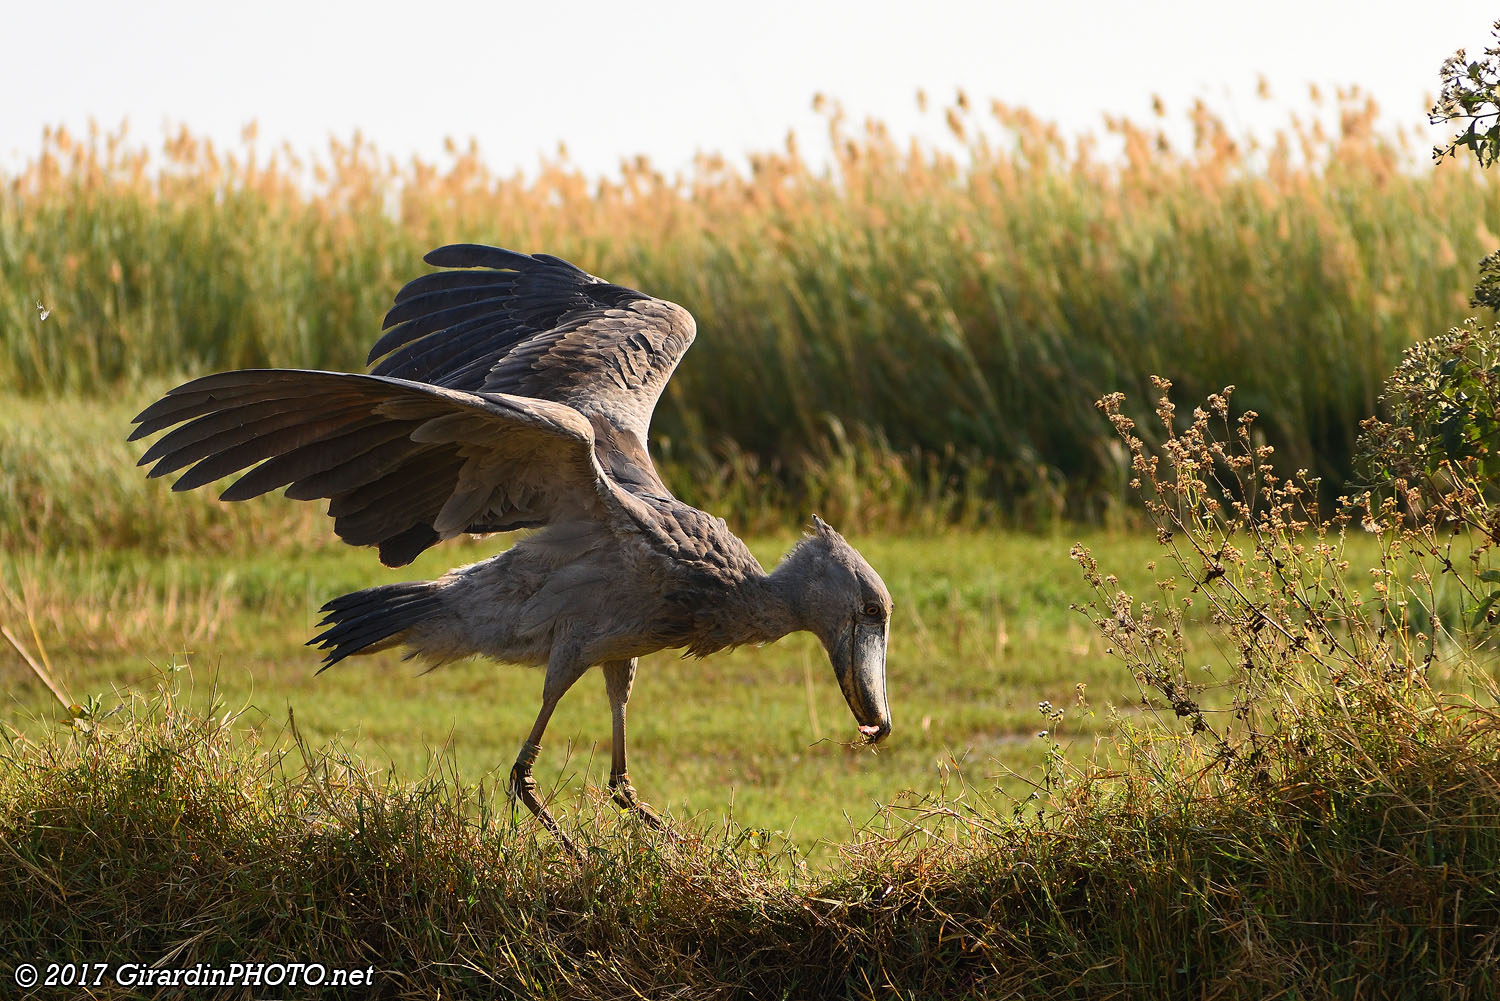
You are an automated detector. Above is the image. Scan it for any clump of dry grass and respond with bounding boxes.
[3,91,1492,516]
[4,638,1498,997]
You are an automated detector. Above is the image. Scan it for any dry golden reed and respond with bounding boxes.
[2,90,1494,517]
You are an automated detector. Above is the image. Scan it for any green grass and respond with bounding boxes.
[0,388,1398,857]
[2,529,1174,857]
[0,357,1168,859]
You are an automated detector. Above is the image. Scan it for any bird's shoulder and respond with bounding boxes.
[618,493,764,585]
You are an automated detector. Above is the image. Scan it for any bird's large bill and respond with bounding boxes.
[833,621,891,743]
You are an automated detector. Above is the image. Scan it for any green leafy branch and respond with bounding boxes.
[1433,20,1500,167]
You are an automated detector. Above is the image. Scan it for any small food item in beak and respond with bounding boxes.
[859,724,881,737]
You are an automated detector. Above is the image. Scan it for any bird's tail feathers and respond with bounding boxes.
[309,581,442,670]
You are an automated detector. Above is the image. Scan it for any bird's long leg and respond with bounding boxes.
[510,651,591,859]
[602,658,671,834]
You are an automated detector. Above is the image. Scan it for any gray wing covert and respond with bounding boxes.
[628,495,766,582]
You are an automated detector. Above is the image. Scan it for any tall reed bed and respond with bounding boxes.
[2,91,1493,515]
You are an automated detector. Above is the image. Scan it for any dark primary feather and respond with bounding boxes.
[370,246,696,484]
[369,246,647,388]
[130,369,612,566]
[308,580,442,669]
[218,422,416,502]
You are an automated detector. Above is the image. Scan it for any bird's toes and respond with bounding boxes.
[552,829,584,862]
[621,797,677,839]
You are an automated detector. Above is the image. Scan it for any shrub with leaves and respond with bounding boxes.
[1358,320,1500,630]
[1434,20,1500,312]
[1358,321,1500,486]
[1358,319,1500,520]
[1434,19,1500,168]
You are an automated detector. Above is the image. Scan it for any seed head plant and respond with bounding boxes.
[1073,366,1500,805]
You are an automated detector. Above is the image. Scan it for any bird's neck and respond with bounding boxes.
[741,568,805,645]
[686,565,804,656]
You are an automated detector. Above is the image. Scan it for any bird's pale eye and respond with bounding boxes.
[862,602,882,618]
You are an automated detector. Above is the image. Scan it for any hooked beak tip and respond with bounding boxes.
[859,722,891,744]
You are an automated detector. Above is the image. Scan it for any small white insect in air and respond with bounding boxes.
[36,302,50,321]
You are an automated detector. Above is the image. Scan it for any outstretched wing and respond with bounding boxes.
[129,369,627,566]
[368,245,695,492]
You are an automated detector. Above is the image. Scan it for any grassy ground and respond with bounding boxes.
[6,390,1500,995]
[2,528,1179,858]
[0,387,1400,861]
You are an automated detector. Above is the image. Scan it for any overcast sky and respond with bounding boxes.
[3,1,1496,178]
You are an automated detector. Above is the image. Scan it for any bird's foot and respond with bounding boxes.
[609,773,676,840]
[509,761,582,861]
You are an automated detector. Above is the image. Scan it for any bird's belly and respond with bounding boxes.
[578,633,669,665]
[442,542,686,668]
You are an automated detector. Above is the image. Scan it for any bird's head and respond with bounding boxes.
[778,515,892,744]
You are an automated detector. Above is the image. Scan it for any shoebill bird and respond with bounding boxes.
[129,245,892,854]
